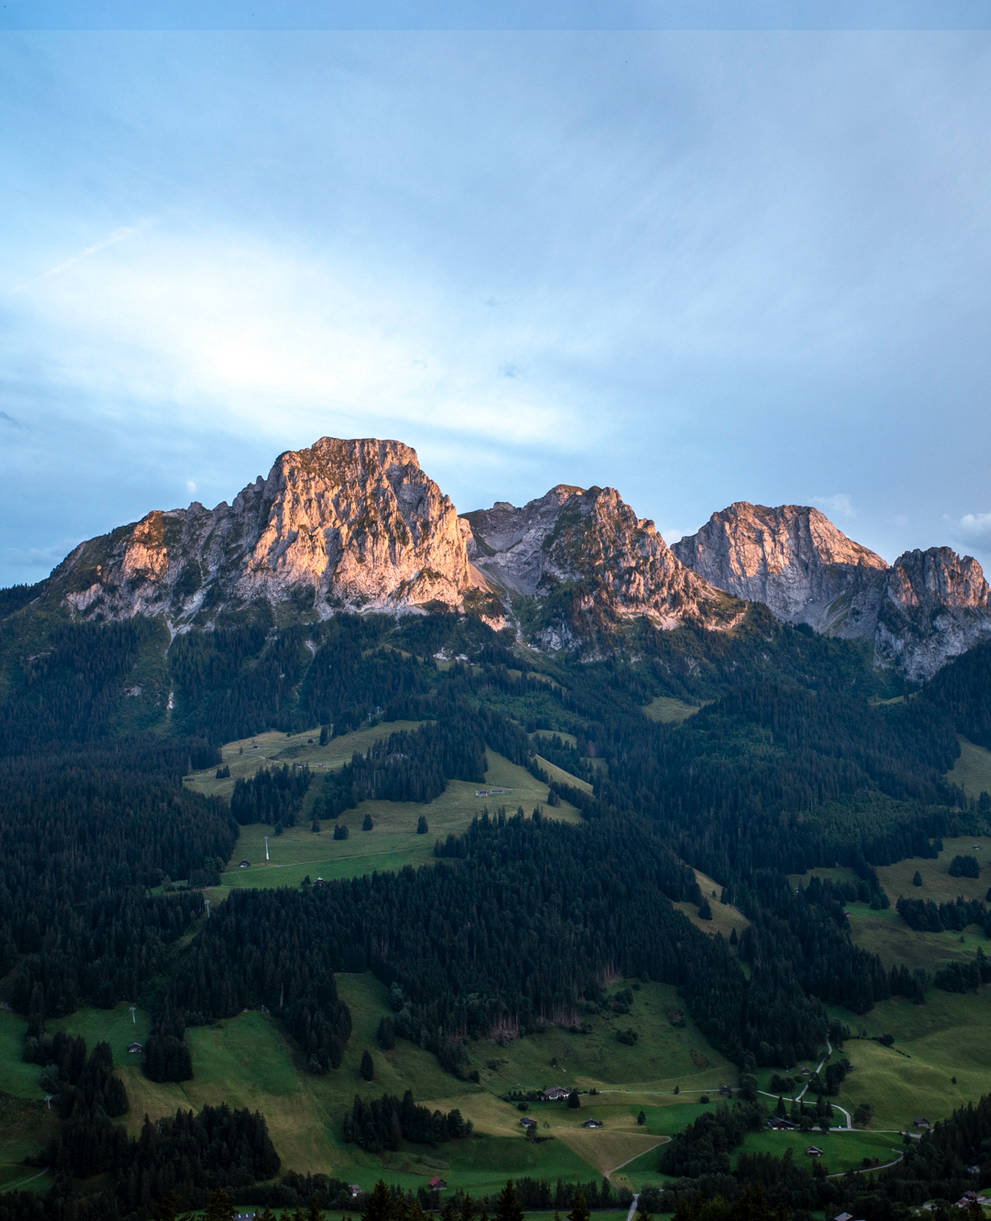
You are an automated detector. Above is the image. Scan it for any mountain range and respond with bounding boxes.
[22,435,991,681]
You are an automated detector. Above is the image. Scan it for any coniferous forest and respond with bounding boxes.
[1,600,991,1219]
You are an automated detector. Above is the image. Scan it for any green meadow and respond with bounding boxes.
[212,748,582,895]
[830,987,991,1131]
[947,737,991,801]
[184,720,427,804]
[641,697,700,725]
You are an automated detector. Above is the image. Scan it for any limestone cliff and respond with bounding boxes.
[465,485,742,647]
[877,548,991,681]
[671,502,888,637]
[673,503,991,680]
[52,438,477,624]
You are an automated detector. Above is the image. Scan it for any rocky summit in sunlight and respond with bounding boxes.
[18,436,991,678]
[673,502,991,680]
[49,438,479,625]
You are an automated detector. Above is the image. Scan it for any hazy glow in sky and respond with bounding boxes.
[3,5,991,584]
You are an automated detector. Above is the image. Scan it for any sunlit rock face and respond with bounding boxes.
[672,502,888,636]
[673,503,991,680]
[55,438,477,624]
[877,548,991,681]
[464,484,743,642]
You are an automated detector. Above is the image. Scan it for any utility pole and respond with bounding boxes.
[205,897,211,918]
[264,835,270,861]
[129,1005,136,1025]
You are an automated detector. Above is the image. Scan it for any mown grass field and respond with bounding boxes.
[734,1127,902,1173]
[212,750,582,895]
[642,697,700,725]
[947,737,991,801]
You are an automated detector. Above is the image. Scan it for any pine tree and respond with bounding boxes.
[360,1050,375,1081]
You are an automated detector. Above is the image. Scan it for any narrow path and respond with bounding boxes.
[795,1035,832,1101]
[625,1193,640,1221]
[2,1168,47,1191]
[606,1136,670,1178]
[827,1150,904,1178]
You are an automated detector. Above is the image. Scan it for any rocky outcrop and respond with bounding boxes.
[877,548,991,681]
[673,504,991,680]
[672,503,888,637]
[465,485,742,645]
[53,438,479,624]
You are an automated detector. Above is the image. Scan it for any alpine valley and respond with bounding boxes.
[3,437,991,1221]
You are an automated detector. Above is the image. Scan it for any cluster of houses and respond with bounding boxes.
[520,1116,601,1130]
[474,787,509,798]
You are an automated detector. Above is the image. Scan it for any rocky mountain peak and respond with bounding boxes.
[875,546,991,680]
[671,501,888,632]
[54,436,475,624]
[465,483,741,640]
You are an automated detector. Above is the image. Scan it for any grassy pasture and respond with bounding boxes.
[845,906,990,973]
[830,987,991,1130]
[675,869,749,941]
[874,835,991,906]
[947,737,991,800]
[532,754,594,795]
[642,697,700,725]
[470,981,734,1094]
[50,1001,153,1063]
[734,1127,902,1173]
[215,750,582,892]
[184,720,426,802]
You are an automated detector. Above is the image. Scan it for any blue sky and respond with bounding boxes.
[3,4,991,585]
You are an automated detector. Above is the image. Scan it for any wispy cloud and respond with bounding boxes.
[959,511,991,546]
[0,410,23,429]
[10,220,155,294]
[7,225,593,454]
[811,493,856,519]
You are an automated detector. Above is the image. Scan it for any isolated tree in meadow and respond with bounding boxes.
[360,1049,375,1081]
[416,815,429,834]
[567,1089,580,1109]
[913,870,923,886]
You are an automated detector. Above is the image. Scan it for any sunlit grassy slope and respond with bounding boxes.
[213,749,581,894]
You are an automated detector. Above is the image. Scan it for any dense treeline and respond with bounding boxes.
[896,894,991,935]
[230,763,312,827]
[658,1101,766,1177]
[0,745,231,1021]
[166,812,831,1067]
[923,639,991,753]
[24,1031,128,1121]
[0,617,169,749]
[342,1089,472,1151]
[312,720,486,821]
[46,1102,280,1214]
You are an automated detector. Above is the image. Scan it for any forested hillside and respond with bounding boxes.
[1,601,990,1219]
